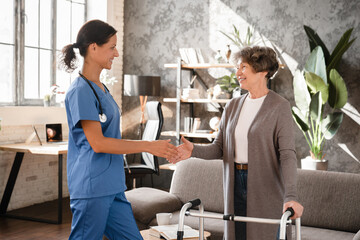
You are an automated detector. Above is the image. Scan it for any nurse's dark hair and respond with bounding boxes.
[234,46,279,80]
[59,19,117,73]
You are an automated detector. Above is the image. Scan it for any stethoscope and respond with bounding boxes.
[79,72,119,123]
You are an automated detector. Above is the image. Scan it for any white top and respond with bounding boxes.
[234,94,266,164]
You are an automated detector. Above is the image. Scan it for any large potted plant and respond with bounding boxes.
[292,26,355,170]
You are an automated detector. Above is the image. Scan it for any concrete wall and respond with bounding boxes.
[122,0,360,188]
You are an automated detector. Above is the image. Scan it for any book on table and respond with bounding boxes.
[149,224,199,240]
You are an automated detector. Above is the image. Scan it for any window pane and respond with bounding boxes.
[71,3,85,43]
[0,0,14,44]
[24,47,39,99]
[25,0,39,47]
[39,0,52,49]
[56,0,71,50]
[39,49,51,98]
[0,45,14,102]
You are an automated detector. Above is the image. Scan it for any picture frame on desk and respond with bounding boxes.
[25,126,43,145]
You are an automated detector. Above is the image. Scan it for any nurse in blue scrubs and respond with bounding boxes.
[60,20,178,240]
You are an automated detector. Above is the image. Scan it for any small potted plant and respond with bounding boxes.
[215,73,240,98]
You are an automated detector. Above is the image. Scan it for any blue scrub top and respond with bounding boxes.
[65,76,126,199]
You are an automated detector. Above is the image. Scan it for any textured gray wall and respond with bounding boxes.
[123,0,360,188]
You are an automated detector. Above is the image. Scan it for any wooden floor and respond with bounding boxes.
[0,198,72,240]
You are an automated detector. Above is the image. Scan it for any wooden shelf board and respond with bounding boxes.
[163,98,230,104]
[164,63,234,69]
[161,130,217,139]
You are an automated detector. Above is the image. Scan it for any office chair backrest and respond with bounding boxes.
[141,101,163,174]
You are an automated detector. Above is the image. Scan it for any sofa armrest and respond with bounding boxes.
[125,187,183,225]
[353,230,360,240]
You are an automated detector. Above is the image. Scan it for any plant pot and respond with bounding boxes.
[43,100,50,107]
[301,156,328,171]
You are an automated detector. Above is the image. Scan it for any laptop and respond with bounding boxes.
[45,123,67,144]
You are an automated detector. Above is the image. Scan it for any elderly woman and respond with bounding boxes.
[169,46,303,240]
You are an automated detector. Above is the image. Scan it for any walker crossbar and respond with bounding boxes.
[177,199,301,240]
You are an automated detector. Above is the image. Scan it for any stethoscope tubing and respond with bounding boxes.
[78,72,112,123]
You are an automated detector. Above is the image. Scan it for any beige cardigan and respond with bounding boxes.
[192,90,297,240]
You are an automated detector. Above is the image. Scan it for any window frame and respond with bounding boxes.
[0,0,87,106]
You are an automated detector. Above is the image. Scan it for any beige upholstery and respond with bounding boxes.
[170,158,224,213]
[126,158,360,240]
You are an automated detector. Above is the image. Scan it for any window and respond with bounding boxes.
[0,0,86,106]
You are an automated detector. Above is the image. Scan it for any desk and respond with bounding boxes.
[140,229,211,240]
[0,142,68,224]
[159,163,177,171]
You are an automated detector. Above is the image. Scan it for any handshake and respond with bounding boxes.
[150,136,194,164]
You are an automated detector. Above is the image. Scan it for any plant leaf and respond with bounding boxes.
[292,107,310,132]
[303,25,330,64]
[293,69,311,115]
[309,91,322,124]
[328,69,348,109]
[328,28,355,70]
[327,38,356,73]
[305,72,329,104]
[321,112,343,140]
[304,46,327,84]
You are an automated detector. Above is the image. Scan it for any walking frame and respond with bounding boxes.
[177,199,301,240]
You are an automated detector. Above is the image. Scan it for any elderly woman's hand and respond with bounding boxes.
[283,201,304,219]
[167,136,194,164]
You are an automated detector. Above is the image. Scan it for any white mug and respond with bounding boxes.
[156,213,172,225]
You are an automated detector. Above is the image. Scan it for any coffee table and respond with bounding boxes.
[140,229,211,240]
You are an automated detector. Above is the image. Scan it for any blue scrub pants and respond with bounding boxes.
[69,192,143,240]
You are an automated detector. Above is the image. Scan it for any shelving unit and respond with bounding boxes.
[163,58,234,145]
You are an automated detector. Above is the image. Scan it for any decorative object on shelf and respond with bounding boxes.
[232,87,242,98]
[292,25,355,171]
[209,116,221,132]
[216,73,239,98]
[192,118,201,133]
[124,75,161,137]
[100,69,118,85]
[215,50,223,63]
[182,88,200,99]
[184,117,193,133]
[225,45,231,63]
[179,48,205,64]
[219,25,263,50]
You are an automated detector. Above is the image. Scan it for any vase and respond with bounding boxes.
[215,50,223,63]
[226,45,231,63]
[43,100,50,107]
[301,156,328,171]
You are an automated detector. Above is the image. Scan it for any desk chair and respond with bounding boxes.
[124,101,163,189]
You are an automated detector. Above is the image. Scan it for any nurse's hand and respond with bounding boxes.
[148,139,178,160]
[167,136,193,164]
[283,201,304,219]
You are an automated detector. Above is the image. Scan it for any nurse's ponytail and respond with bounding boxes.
[59,20,117,73]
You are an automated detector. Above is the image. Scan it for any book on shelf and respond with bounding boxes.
[149,224,199,240]
[179,48,205,64]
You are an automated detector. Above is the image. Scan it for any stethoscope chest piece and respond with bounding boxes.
[99,113,107,123]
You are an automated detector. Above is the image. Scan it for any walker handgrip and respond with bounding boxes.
[188,199,201,208]
[285,207,295,218]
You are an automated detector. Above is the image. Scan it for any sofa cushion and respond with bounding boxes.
[125,187,182,224]
[170,158,224,213]
[291,225,355,240]
[297,169,360,233]
[148,210,224,240]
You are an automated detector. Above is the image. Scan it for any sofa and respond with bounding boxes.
[125,158,360,240]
